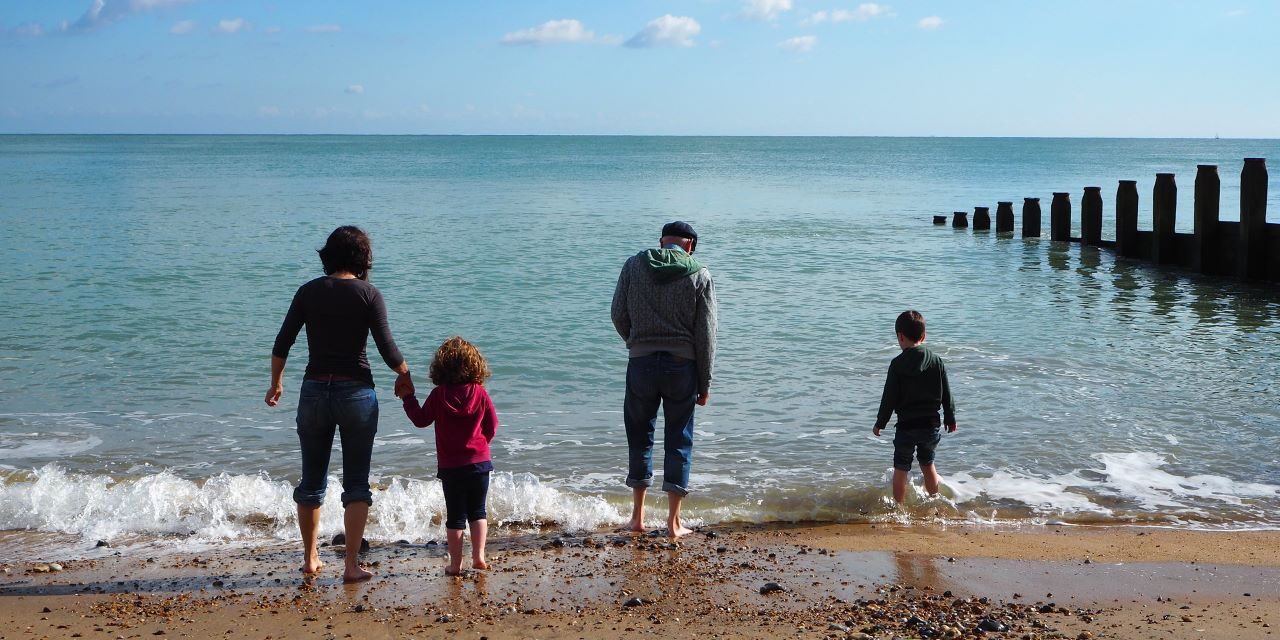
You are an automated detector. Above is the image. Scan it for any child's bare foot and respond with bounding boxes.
[342,566,373,583]
[625,517,646,532]
[300,558,324,575]
[444,566,463,577]
[472,559,489,570]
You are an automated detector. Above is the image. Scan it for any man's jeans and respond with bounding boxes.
[293,379,379,507]
[624,352,696,496]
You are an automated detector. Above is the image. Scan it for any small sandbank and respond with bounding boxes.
[2,523,1276,639]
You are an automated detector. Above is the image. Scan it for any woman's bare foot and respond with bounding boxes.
[301,558,324,574]
[625,517,646,532]
[472,559,489,570]
[667,522,693,539]
[342,566,373,583]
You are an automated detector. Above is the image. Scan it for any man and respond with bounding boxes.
[611,221,718,538]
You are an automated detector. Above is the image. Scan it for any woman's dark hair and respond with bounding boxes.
[317,226,373,280]
[895,310,926,342]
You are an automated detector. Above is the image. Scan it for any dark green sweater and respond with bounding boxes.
[874,345,956,430]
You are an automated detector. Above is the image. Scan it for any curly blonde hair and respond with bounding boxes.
[429,336,491,386]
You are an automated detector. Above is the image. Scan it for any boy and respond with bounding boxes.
[872,310,957,503]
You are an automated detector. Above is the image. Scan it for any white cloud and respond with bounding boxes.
[778,35,816,52]
[169,19,194,34]
[500,19,613,45]
[14,22,46,37]
[63,0,193,33]
[345,84,365,95]
[742,0,793,21]
[305,24,341,33]
[918,15,943,30]
[213,18,247,34]
[625,15,700,48]
[805,4,891,24]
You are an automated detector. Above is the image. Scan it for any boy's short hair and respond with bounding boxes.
[895,310,926,342]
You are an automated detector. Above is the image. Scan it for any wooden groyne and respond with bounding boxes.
[934,158,1278,281]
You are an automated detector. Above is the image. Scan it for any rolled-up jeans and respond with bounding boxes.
[293,379,378,507]
[624,352,697,496]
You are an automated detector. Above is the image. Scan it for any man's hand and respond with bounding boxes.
[265,384,283,407]
[394,372,415,399]
[696,391,710,406]
[945,423,958,433]
[872,425,882,437]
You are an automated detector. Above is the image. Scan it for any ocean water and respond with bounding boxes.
[2,135,1278,559]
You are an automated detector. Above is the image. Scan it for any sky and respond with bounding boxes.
[1,1,1277,136]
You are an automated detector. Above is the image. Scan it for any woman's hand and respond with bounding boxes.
[394,371,415,399]
[265,383,284,407]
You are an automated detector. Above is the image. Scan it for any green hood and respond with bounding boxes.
[642,248,703,284]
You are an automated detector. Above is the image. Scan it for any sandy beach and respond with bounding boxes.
[3,524,1276,639]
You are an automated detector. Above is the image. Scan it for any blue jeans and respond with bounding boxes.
[293,379,378,506]
[624,352,696,496]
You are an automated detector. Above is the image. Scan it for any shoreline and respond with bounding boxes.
[3,523,1277,639]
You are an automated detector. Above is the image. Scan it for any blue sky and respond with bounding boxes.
[2,1,1277,136]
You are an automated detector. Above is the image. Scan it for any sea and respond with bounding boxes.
[1,135,1278,561]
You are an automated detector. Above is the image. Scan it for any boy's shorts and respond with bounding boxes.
[893,427,941,471]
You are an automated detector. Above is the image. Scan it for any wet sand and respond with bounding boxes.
[2,524,1277,639]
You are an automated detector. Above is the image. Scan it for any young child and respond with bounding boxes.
[402,336,498,575]
[872,310,957,504]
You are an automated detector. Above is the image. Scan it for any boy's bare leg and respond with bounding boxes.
[445,529,465,576]
[920,463,941,497]
[469,519,489,569]
[666,491,692,538]
[627,487,647,532]
[297,504,324,574]
[892,469,910,504]
[342,502,373,582]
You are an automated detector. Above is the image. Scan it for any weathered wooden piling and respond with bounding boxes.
[973,206,991,230]
[1050,192,1072,241]
[996,201,1014,233]
[1192,165,1220,274]
[952,211,968,228]
[1152,173,1177,265]
[1239,158,1269,279]
[1081,187,1103,246]
[1116,180,1139,258]
[933,215,947,224]
[1022,198,1041,238]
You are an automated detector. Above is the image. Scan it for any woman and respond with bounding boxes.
[266,225,414,582]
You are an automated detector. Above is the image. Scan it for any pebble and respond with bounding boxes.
[96,540,111,548]
[976,618,1009,633]
[759,582,787,595]
[438,614,455,623]
[827,623,848,632]
[623,597,646,607]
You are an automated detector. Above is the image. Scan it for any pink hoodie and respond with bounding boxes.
[402,383,498,469]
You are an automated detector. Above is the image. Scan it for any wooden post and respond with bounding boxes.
[1022,198,1041,238]
[996,201,1014,233]
[973,206,991,230]
[1116,180,1139,258]
[1192,164,1220,274]
[933,215,947,224]
[1050,192,1071,241]
[952,211,968,228]
[1239,158,1269,279]
[1152,173,1177,265]
[1082,187,1103,246]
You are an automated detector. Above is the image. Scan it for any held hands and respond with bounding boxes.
[264,384,283,407]
[394,371,415,399]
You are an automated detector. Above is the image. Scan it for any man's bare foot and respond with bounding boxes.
[444,567,463,577]
[342,566,373,583]
[472,559,489,570]
[667,523,693,539]
[301,558,324,574]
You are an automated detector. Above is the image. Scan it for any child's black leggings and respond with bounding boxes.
[440,468,490,530]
